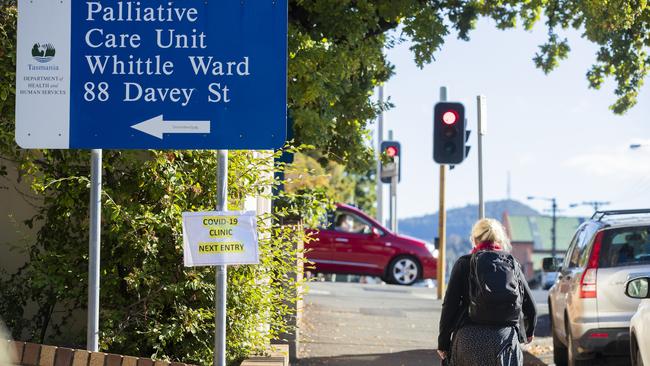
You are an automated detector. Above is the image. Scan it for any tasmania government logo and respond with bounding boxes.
[31,43,56,63]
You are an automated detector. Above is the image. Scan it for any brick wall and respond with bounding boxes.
[4,340,289,366]
[4,340,193,366]
[511,241,534,280]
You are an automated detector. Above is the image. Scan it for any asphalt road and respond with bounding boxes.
[297,281,553,366]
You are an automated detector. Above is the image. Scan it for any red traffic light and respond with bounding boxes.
[442,110,458,125]
[385,146,398,157]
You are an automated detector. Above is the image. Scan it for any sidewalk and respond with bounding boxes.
[297,282,441,366]
[297,281,560,366]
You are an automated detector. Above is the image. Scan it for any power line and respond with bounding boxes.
[569,201,610,212]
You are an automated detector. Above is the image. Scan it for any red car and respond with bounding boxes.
[305,204,437,286]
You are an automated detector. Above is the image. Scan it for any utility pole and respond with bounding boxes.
[436,86,448,300]
[551,198,557,260]
[528,196,559,259]
[376,86,384,225]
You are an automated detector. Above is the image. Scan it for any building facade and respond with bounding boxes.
[503,212,584,280]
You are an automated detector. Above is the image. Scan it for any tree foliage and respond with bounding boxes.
[290,0,648,169]
[285,153,376,216]
[0,148,330,366]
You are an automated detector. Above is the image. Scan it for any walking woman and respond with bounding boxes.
[437,218,537,366]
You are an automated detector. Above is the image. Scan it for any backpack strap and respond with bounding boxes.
[513,259,527,343]
[468,252,480,299]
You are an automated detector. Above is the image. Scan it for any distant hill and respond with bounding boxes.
[399,199,540,241]
[398,199,540,277]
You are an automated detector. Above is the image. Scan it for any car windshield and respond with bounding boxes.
[600,226,650,268]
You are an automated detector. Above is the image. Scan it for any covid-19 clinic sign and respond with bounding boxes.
[182,211,259,266]
[16,0,287,150]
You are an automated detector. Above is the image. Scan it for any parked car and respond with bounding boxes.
[625,276,650,366]
[547,209,650,366]
[305,204,437,286]
[543,271,559,290]
[542,257,563,290]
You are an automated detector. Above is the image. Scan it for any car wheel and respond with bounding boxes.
[387,256,420,286]
[566,320,590,366]
[551,304,568,366]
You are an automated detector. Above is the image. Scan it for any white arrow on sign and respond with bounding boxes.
[131,115,211,139]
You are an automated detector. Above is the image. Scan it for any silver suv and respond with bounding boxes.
[547,209,650,366]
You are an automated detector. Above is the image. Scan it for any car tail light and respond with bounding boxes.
[588,332,609,339]
[580,231,604,299]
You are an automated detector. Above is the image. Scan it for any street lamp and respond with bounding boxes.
[528,196,558,259]
[630,143,649,150]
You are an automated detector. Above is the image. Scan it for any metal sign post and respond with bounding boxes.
[214,150,228,366]
[87,149,102,351]
[436,86,448,300]
[477,95,487,220]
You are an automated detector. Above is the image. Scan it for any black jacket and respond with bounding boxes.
[437,253,537,352]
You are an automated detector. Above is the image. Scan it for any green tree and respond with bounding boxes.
[0,148,330,366]
[285,153,376,215]
[289,0,648,170]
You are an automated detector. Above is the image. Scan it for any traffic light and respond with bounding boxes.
[433,102,467,164]
[380,140,401,183]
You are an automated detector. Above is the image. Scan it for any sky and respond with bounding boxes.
[378,18,650,221]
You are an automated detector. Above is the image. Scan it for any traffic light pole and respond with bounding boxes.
[437,164,447,300]
[436,86,448,300]
[390,156,399,232]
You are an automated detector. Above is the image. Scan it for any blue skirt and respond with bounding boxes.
[450,325,523,366]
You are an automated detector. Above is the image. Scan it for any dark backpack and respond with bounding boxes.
[468,250,523,326]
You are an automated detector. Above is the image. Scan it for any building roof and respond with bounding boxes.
[505,214,585,251]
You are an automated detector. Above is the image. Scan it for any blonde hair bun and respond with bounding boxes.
[470,218,511,251]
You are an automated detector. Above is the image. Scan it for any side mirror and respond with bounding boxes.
[625,277,650,299]
[371,227,382,238]
[542,257,560,272]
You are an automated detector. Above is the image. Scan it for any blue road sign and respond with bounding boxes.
[16,0,287,149]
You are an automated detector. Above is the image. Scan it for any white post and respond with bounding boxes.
[477,95,487,219]
[214,150,228,366]
[376,86,384,225]
[87,149,102,351]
